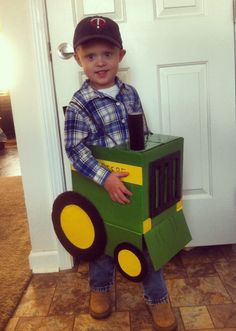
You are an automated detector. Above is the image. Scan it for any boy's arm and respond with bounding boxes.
[64,105,132,203]
[64,106,111,185]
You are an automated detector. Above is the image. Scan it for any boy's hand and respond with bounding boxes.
[104,172,133,204]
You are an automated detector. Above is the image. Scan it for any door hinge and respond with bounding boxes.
[233,0,236,23]
[48,41,52,62]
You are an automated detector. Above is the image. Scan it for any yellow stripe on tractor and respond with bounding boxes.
[143,218,152,234]
[71,160,143,186]
[176,200,183,212]
[98,159,143,186]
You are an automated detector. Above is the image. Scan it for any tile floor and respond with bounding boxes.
[2,142,236,330]
[5,244,236,331]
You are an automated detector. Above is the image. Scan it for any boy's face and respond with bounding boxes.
[75,40,126,90]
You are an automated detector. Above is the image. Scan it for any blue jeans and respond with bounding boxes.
[89,251,168,304]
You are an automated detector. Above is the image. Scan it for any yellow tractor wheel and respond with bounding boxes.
[52,191,106,260]
[114,243,147,282]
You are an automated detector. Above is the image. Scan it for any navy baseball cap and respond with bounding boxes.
[73,16,123,50]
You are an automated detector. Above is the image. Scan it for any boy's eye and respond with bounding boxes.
[86,54,95,61]
[105,52,112,58]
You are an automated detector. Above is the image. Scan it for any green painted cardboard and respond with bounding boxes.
[71,133,192,269]
[144,210,191,270]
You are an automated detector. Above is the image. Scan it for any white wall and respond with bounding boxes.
[0,0,68,272]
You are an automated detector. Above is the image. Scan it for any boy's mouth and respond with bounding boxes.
[95,70,108,77]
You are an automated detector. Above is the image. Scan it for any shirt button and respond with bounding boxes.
[116,102,121,106]
[121,119,126,123]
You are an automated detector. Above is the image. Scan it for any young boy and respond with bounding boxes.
[64,16,177,331]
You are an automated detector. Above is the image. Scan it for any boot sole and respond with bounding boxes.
[147,305,178,331]
[89,307,112,319]
[153,324,178,331]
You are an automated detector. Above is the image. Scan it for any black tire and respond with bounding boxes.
[114,243,147,282]
[52,191,106,261]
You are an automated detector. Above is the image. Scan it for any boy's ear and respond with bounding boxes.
[74,53,82,67]
[119,49,126,62]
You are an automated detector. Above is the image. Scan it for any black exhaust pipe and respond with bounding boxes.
[127,112,145,151]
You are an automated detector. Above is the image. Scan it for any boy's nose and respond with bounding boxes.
[96,55,106,66]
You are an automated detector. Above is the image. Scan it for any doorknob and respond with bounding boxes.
[57,43,74,59]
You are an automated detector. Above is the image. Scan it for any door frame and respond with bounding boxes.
[29,0,73,270]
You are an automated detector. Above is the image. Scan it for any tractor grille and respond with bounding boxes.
[149,151,182,218]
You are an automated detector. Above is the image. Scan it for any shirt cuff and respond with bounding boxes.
[93,166,111,186]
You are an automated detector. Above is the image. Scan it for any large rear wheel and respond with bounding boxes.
[52,191,106,261]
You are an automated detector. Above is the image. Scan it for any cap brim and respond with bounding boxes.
[74,35,122,50]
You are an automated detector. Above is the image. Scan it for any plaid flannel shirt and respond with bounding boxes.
[64,77,144,185]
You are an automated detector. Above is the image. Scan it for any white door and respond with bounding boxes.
[46,0,236,246]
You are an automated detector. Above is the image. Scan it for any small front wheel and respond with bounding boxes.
[114,243,147,282]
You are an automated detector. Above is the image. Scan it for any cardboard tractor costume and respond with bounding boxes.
[52,133,192,282]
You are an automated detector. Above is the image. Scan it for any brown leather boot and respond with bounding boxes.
[89,290,112,319]
[147,300,177,331]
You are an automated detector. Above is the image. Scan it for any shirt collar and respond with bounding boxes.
[80,77,128,102]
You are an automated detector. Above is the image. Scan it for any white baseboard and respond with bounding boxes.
[29,250,60,273]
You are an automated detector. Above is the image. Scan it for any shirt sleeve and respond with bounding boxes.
[64,103,111,185]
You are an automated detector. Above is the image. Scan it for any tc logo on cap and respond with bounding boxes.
[90,17,106,30]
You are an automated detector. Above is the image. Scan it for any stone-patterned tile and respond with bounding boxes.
[56,272,87,288]
[14,287,55,317]
[214,261,236,303]
[173,308,185,331]
[49,287,89,315]
[220,244,236,262]
[207,304,236,328]
[116,270,127,282]
[196,328,236,331]
[49,276,90,315]
[116,277,146,311]
[167,277,231,307]
[5,317,19,330]
[164,254,188,280]
[14,315,74,331]
[6,244,235,331]
[195,329,236,331]
[186,263,218,278]
[130,309,154,331]
[180,306,214,330]
[73,312,130,331]
[180,246,226,265]
[28,273,59,289]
